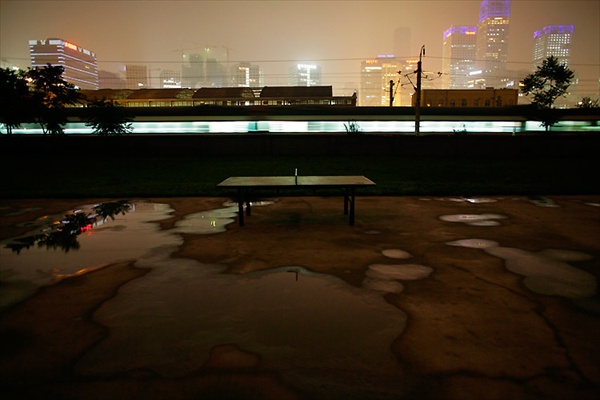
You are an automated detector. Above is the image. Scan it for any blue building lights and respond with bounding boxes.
[533,25,574,39]
[479,0,511,22]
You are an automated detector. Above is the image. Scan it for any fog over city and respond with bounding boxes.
[1,0,598,92]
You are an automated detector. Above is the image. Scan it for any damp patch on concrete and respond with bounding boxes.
[447,239,597,298]
[75,259,406,378]
[0,201,258,310]
[439,213,506,226]
[382,249,412,259]
[363,246,434,294]
[528,196,560,207]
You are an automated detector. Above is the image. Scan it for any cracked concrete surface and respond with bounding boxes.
[0,196,599,399]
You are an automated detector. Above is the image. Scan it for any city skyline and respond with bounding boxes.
[1,0,598,95]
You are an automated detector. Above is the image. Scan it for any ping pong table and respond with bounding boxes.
[217,175,376,226]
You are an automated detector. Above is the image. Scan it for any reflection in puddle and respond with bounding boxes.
[0,201,256,310]
[362,248,433,294]
[447,239,597,298]
[439,213,506,226]
[0,202,178,310]
[382,249,412,259]
[528,196,560,207]
[2,200,408,387]
[76,261,406,377]
[4,200,133,254]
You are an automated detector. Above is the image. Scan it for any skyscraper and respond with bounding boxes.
[288,64,322,86]
[29,38,98,90]
[442,26,477,88]
[475,0,511,88]
[359,56,400,106]
[231,62,262,87]
[533,25,574,66]
[125,65,148,89]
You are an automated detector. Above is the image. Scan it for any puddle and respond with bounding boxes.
[0,201,253,310]
[382,249,412,259]
[366,264,433,281]
[447,239,596,298]
[424,197,498,203]
[2,200,408,383]
[528,196,560,207]
[439,213,506,226]
[76,261,406,377]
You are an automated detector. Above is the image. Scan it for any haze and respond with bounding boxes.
[1,0,598,92]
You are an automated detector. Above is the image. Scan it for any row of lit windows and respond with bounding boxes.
[426,98,514,107]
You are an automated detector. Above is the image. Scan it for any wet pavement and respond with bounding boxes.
[0,196,599,399]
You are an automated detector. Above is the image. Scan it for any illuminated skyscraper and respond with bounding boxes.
[289,64,322,86]
[29,38,98,90]
[160,69,182,88]
[125,65,148,89]
[442,26,477,88]
[533,25,574,66]
[231,62,262,87]
[475,0,510,88]
[359,56,400,106]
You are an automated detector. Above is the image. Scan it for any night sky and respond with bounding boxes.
[1,0,598,92]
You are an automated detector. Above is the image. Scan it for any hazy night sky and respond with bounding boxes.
[1,0,598,92]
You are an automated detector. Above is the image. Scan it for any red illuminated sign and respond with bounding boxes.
[64,42,78,51]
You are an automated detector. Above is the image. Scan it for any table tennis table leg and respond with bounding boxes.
[348,187,356,225]
[237,188,245,226]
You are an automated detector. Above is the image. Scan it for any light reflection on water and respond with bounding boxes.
[0,201,238,310]
[1,200,407,382]
[76,260,405,377]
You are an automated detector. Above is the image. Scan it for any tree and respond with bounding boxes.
[26,64,81,135]
[521,55,575,131]
[577,96,600,108]
[85,98,134,136]
[0,68,31,135]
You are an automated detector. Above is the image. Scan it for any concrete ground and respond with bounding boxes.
[0,196,599,400]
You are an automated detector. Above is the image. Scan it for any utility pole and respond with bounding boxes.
[415,45,425,136]
[389,80,394,107]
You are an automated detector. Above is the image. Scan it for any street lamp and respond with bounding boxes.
[415,45,425,136]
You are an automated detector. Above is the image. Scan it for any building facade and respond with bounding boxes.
[231,62,262,87]
[125,65,149,90]
[288,64,322,87]
[415,88,518,107]
[533,25,574,67]
[442,26,477,89]
[359,56,401,106]
[160,70,182,88]
[29,38,98,90]
[475,0,511,88]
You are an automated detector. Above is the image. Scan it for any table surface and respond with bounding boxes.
[218,176,376,188]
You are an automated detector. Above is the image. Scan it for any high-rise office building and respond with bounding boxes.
[180,48,227,88]
[359,56,400,106]
[160,69,182,88]
[533,25,574,66]
[442,26,477,88]
[125,65,148,89]
[231,62,262,87]
[29,38,98,90]
[289,64,322,86]
[181,52,203,88]
[475,0,511,88]
[98,70,126,89]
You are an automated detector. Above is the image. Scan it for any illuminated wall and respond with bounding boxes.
[475,0,511,88]
[359,56,401,106]
[29,38,98,90]
[289,64,322,87]
[442,26,477,89]
[533,25,574,67]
